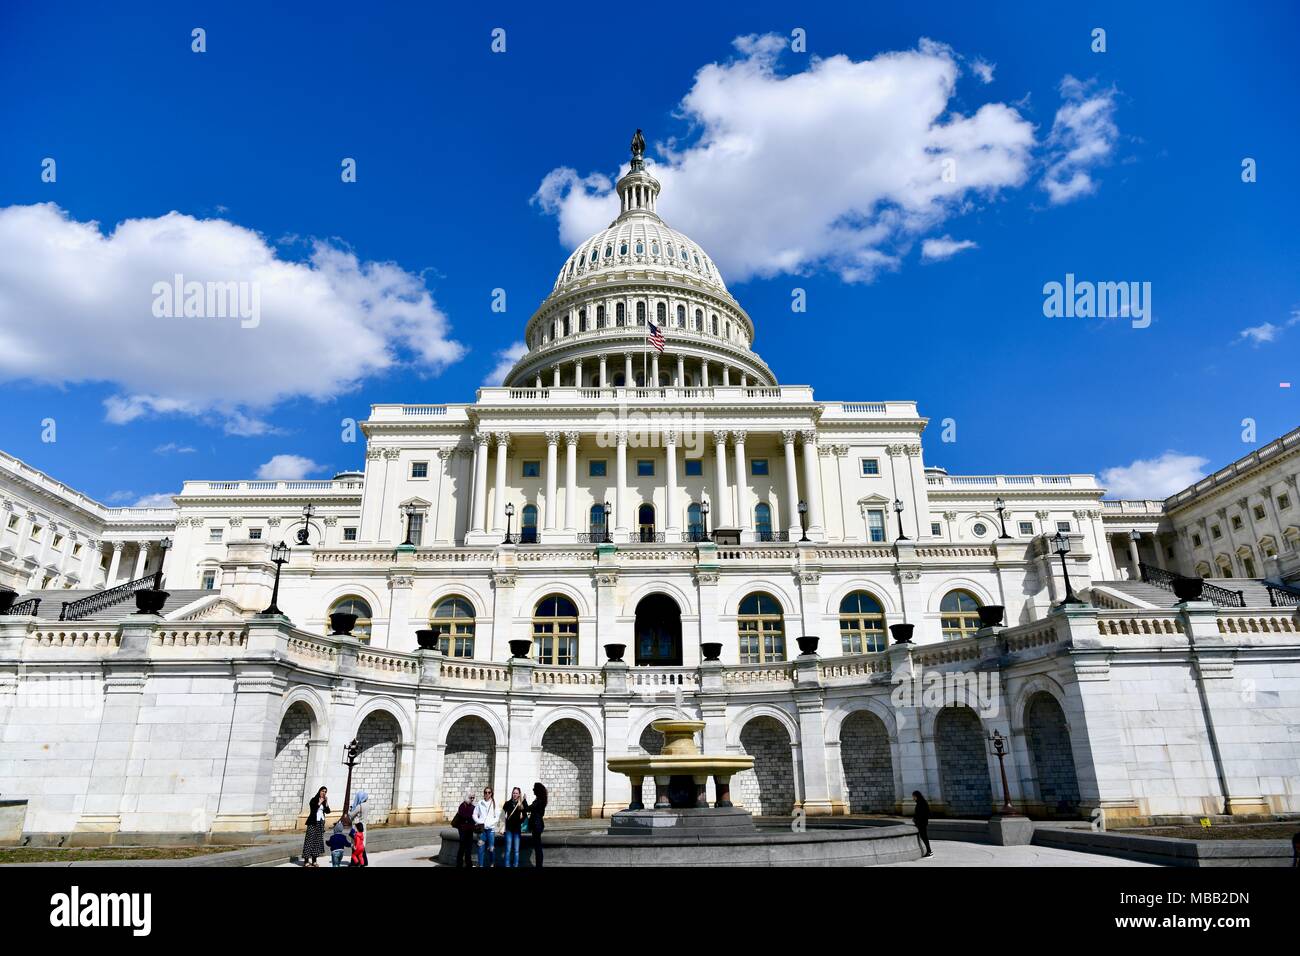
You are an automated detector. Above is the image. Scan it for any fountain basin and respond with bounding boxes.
[606,718,753,809]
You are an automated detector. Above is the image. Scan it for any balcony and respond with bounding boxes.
[179,478,365,496]
[925,473,1100,490]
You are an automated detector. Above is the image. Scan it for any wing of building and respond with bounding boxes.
[2,134,1299,842]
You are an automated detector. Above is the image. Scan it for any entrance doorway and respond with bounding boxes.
[634,593,682,666]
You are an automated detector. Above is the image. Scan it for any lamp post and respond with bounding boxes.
[340,738,360,823]
[602,501,612,543]
[262,540,290,615]
[700,500,710,542]
[995,497,1011,539]
[153,536,172,590]
[295,503,315,546]
[401,502,417,546]
[989,730,1020,815]
[798,500,809,543]
[1053,530,1083,607]
[893,498,908,542]
[504,502,515,543]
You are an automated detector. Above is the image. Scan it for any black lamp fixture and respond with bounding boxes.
[1052,530,1083,607]
[994,497,1011,539]
[798,499,809,542]
[602,500,612,543]
[700,499,710,541]
[504,502,515,543]
[295,503,315,545]
[893,497,908,541]
[262,540,291,615]
[401,502,418,546]
[154,535,173,590]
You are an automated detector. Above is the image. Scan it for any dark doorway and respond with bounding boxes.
[634,593,682,666]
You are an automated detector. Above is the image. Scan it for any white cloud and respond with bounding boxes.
[971,58,996,84]
[921,236,978,260]
[483,341,528,386]
[106,490,135,503]
[153,442,196,455]
[535,37,1115,284]
[1237,310,1300,346]
[1101,452,1209,500]
[1041,75,1118,204]
[0,204,465,431]
[255,454,323,481]
[131,492,179,508]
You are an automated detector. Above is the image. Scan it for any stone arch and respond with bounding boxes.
[321,582,384,616]
[633,592,683,666]
[424,584,489,619]
[839,710,896,813]
[539,718,595,818]
[269,701,315,830]
[353,709,401,824]
[351,696,414,743]
[1008,675,1069,734]
[925,578,997,613]
[822,579,900,616]
[934,706,993,817]
[621,579,697,618]
[721,580,797,618]
[531,707,605,752]
[1023,692,1082,816]
[441,714,497,819]
[280,687,328,739]
[734,716,797,816]
[515,580,593,620]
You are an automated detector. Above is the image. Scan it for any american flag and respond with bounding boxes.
[647,321,665,353]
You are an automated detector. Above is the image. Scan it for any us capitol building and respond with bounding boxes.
[2,134,1298,842]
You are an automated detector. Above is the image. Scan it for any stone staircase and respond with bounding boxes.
[1093,577,1279,609]
[8,587,211,621]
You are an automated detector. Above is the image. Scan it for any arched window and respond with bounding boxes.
[616,303,626,326]
[694,308,703,330]
[754,503,773,540]
[619,241,628,256]
[589,504,608,540]
[430,596,475,657]
[737,592,785,663]
[711,315,719,335]
[596,304,605,327]
[636,301,646,325]
[638,503,656,542]
[590,248,598,263]
[839,591,885,654]
[940,589,982,641]
[652,241,660,256]
[533,595,579,665]
[521,504,539,544]
[328,596,373,643]
[635,240,644,255]
[676,304,686,327]
[666,242,674,259]
[578,307,586,332]
[604,244,613,258]
[561,317,570,337]
[656,302,666,324]
[687,502,704,542]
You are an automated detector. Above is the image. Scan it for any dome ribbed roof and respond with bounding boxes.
[551,215,728,295]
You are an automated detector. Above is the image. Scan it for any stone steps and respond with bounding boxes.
[10,588,212,620]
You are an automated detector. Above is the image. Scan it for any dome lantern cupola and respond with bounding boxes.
[615,128,660,216]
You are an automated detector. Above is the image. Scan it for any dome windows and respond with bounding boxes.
[680,248,689,262]
[635,241,644,255]
[666,242,675,259]
[651,241,660,256]
[619,241,628,256]
[676,304,686,327]
[590,248,598,263]
[604,244,613,258]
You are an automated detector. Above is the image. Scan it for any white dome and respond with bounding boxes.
[552,215,728,295]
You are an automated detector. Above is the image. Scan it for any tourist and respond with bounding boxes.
[528,782,548,868]
[302,785,330,867]
[473,786,500,867]
[1292,831,1299,867]
[451,791,477,867]
[912,790,933,858]
[327,815,351,867]
[350,820,369,867]
[501,787,527,867]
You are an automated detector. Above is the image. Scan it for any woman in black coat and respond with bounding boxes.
[912,790,933,858]
[303,786,330,867]
[528,782,548,868]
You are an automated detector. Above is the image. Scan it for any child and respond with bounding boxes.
[327,815,352,867]
[350,820,368,867]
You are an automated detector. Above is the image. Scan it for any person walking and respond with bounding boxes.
[501,787,527,868]
[473,786,500,867]
[327,815,351,867]
[350,820,369,867]
[912,790,933,858]
[302,786,330,867]
[451,791,477,868]
[527,782,548,868]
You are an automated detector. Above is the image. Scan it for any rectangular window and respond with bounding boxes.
[684,459,703,477]
[6,515,17,530]
[209,528,223,543]
[30,524,42,540]
[1211,525,1222,539]
[930,522,942,537]
[1280,493,1292,510]
[1056,521,1071,533]
[751,459,769,476]
[407,513,424,546]
[52,534,63,549]
[636,460,655,477]
[410,461,428,479]
[249,528,262,540]
[1231,515,1243,530]
[72,543,82,557]
[866,509,886,543]
[522,460,540,478]
[343,527,358,541]
[589,460,607,478]
[1253,505,1266,521]
[201,571,217,590]
[1018,521,1034,536]
[1192,533,1203,547]
[860,458,880,476]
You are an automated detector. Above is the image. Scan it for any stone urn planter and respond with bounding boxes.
[701,642,723,662]
[0,589,17,614]
[329,612,358,636]
[889,623,914,644]
[1173,576,1205,602]
[508,638,533,659]
[134,589,169,615]
[977,605,1006,628]
[415,628,439,650]
[604,643,626,662]
[796,635,820,655]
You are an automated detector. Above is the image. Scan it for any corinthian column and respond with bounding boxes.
[471,432,489,534]
[615,432,629,536]
[665,430,680,536]
[733,430,750,533]
[800,430,824,537]
[782,430,802,536]
[545,431,560,531]
[492,432,510,533]
[564,431,579,532]
[713,431,732,528]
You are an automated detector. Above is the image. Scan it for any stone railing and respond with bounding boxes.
[819,652,891,681]
[154,625,248,648]
[287,634,338,667]
[532,667,605,688]
[439,660,509,685]
[356,647,420,677]
[1215,609,1299,635]
[27,624,122,651]
[628,666,698,690]
[723,661,796,687]
[1095,611,1185,637]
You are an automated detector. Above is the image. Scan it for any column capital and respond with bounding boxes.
[545,430,561,446]
[731,429,747,443]
[493,431,511,448]
[713,429,730,446]
[664,429,678,447]
[781,429,799,445]
[111,540,126,552]
[800,429,818,445]
[563,430,580,446]
[474,431,491,447]
[615,431,628,446]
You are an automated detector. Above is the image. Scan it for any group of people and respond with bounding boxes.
[301,787,368,867]
[451,783,548,867]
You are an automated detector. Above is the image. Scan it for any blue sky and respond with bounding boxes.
[1,0,1296,505]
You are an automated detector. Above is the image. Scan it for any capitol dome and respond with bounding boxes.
[505,130,774,389]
